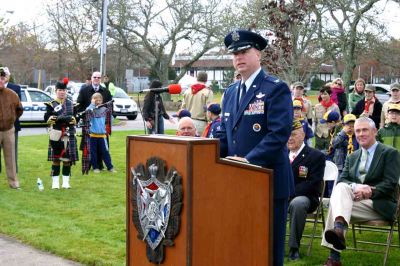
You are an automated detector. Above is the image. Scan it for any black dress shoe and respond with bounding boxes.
[323,257,342,266]
[325,228,346,250]
[288,248,300,261]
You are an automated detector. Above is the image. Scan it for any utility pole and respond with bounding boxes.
[57,2,62,78]
[99,0,109,76]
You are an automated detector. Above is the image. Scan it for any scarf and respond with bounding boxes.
[331,87,345,104]
[326,128,336,156]
[191,83,206,94]
[364,97,376,115]
[320,99,335,109]
[346,133,354,155]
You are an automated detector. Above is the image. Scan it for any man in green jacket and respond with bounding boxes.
[377,103,400,151]
[321,117,400,266]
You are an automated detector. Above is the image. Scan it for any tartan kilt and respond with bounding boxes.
[47,134,79,163]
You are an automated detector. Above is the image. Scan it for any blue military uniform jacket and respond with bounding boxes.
[219,69,295,199]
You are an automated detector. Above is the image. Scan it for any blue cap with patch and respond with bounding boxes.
[207,103,221,115]
[173,109,191,119]
[320,110,340,124]
[224,30,268,53]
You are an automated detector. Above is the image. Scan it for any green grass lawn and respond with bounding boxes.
[1,130,400,265]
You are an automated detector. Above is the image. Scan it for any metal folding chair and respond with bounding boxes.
[349,185,400,266]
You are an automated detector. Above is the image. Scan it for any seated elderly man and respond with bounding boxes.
[321,117,400,266]
[176,117,198,137]
[287,119,325,261]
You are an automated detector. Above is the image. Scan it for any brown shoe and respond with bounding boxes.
[325,228,346,250]
[323,257,342,266]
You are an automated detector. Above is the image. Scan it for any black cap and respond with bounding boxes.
[149,80,162,89]
[224,30,268,53]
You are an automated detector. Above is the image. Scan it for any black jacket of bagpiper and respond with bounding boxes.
[44,99,79,162]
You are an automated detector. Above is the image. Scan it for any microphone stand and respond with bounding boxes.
[154,93,160,134]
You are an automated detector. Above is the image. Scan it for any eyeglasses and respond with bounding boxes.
[93,76,101,79]
[335,82,342,86]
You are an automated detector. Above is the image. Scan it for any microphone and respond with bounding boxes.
[140,84,182,94]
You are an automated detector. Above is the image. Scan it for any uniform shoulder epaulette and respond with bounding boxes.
[264,74,282,84]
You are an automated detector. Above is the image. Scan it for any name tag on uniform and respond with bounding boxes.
[244,99,264,115]
[298,166,308,178]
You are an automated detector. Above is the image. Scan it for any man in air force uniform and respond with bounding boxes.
[218,29,294,266]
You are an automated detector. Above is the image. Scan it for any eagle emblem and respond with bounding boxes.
[131,157,183,264]
[232,30,240,42]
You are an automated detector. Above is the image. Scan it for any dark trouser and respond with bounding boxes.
[288,196,311,249]
[90,137,113,170]
[274,198,289,266]
[147,115,165,134]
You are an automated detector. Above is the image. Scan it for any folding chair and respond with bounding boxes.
[349,185,400,266]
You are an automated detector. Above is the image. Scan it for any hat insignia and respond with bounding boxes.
[232,30,240,42]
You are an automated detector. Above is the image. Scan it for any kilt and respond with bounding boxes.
[47,133,79,163]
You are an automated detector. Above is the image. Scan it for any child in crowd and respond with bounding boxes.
[202,103,222,138]
[293,100,313,146]
[320,110,342,198]
[377,103,400,151]
[331,114,359,174]
[319,110,342,158]
[85,93,115,173]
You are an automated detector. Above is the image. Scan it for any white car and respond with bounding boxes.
[44,81,83,103]
[113,87,138,120]
[349,83,390,103]
[20,88,53,122]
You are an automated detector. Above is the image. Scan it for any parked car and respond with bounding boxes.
[20,88,53,123]
[44,85,74,102]
[349,83,390,103]
[113,87,138,120]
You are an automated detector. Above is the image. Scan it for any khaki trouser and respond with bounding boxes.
[321,182,383,252]
[0,127,19,188]
[192,119,207,136]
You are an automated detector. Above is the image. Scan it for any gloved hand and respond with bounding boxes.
[47,115,57,125]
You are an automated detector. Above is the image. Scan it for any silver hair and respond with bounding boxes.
[355,117,376,129]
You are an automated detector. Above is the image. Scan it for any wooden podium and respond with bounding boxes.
[126,135,273,265]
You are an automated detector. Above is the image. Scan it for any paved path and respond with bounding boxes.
[0,234,82,266]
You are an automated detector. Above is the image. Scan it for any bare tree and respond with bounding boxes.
[45,0,99,79]
[316,0,385,88]
[107,0,233,84]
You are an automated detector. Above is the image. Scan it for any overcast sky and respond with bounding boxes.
[3,0,400,39]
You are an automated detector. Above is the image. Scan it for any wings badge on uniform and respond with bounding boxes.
[131,157,183,264]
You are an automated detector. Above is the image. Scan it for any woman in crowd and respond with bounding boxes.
[330,77,347,116]
[348,78,365,113]
[314,85,340,152]
[352,84,382,128]
[44,78,78,189]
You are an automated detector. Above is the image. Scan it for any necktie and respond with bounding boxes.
[239,83,247,106]
[358,149,369,183]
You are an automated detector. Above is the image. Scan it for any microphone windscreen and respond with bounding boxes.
[168,84,182,94]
